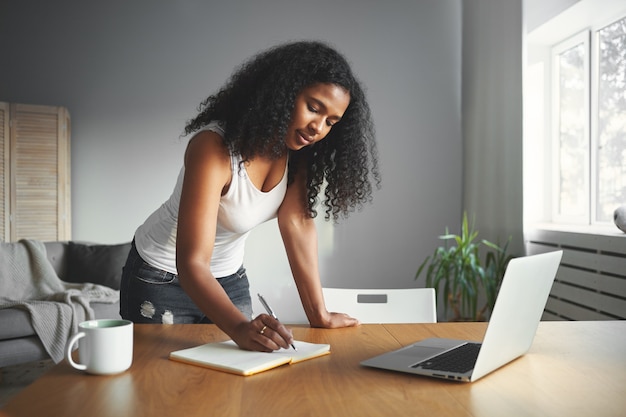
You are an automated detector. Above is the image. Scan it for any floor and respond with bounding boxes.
[0,360,55,408]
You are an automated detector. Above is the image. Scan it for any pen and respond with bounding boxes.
[257,293,297,351]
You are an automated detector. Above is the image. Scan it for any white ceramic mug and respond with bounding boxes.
[66,319,133,375]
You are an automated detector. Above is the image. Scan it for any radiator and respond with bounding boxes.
[525,228,626,320]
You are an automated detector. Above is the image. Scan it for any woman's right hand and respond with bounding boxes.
[232,314,295,352]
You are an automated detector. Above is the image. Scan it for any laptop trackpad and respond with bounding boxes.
[361,338,466,371]
[398,346,448,363]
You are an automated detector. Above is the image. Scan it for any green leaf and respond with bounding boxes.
[416,211,514,321]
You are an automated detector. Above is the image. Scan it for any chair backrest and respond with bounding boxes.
[322,288,437,323]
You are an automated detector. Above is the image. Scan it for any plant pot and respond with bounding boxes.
[448,293,487,322]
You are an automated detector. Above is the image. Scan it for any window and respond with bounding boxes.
[553,32,590,222]
[595,17,626,223]
[547,14,626,226]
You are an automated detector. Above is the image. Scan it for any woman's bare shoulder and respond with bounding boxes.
[185,130,231,168]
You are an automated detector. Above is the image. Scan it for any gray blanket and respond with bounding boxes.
[0,239,119,363]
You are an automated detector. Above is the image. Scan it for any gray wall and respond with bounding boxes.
[1,0,463,321]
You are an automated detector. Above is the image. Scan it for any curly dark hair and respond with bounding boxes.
[184,40,380,220]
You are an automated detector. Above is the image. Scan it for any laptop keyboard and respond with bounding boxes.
[412,343,481,374]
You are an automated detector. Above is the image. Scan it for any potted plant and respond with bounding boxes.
[415,212,512,321]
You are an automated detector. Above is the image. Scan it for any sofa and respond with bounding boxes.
[0,240,131,368]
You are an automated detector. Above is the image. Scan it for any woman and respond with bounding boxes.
[120,40,380,352]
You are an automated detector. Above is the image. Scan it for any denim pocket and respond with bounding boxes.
[217,267,252,319]
[134,260,177,285]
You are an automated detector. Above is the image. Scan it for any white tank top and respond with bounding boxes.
[134,122,288,277]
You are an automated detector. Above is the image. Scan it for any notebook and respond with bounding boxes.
[361,250,563,382]
[170,339,330,376]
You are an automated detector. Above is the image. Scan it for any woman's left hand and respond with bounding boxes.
[310,311,360,328]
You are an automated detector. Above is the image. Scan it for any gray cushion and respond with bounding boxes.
[0,303,120,340]
[0,336,49,368]
[0,308,36,339]
[65,242,131,290]
[0,302,121,350]
[44,241,68,279]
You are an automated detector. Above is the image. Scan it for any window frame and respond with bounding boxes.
[550,30,591,225]
[548,11,626,227]
[591,14,626,224]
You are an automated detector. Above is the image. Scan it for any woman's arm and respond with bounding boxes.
[176,131,293,351]
[277,168,360,328]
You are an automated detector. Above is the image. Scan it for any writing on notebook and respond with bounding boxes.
[170,340,330,376]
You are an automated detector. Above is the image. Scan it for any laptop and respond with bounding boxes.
[361,250,563,382]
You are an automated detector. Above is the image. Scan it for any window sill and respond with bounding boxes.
[528,223,625,238]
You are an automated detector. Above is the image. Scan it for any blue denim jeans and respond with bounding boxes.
[119,241,253,324]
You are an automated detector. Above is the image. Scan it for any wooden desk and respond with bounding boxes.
[3,321,625,417]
